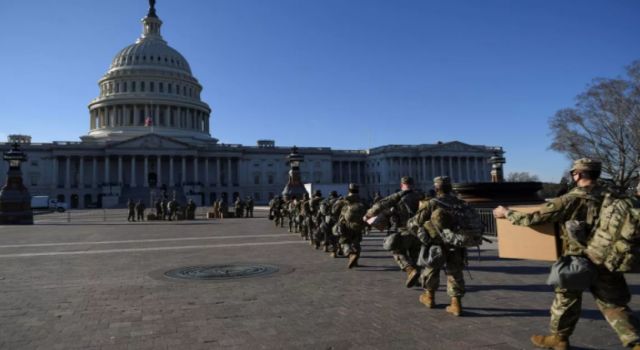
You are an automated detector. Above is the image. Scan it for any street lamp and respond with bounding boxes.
[281,146,308,199]
[0,142,33,224]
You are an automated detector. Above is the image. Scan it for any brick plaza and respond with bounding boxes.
[0,209,638,349]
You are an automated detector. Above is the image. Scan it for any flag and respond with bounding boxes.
[144,116,153,127]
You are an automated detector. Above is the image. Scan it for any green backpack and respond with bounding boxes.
[585,193,640,273]
[340,201,367,232]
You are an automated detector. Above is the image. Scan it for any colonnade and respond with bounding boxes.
[89,104,209,133]
[51,155,237,189]
[380,155,489,184]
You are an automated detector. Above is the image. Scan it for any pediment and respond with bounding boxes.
[108,134,192,150]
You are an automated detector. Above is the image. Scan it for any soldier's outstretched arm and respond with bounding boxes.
[366,192,402,217]
[498,196,567,226]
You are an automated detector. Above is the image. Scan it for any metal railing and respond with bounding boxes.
[477,207,497,236]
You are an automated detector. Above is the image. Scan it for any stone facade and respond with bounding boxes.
[0,4,502,208]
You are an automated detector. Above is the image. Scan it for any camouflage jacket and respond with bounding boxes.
[367,189,422,228]
[407,194,463,242]
[506,185,605,256]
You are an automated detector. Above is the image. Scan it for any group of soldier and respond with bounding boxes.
[268,158,640,350]
[126,197,198,221]
[208,196,255,219]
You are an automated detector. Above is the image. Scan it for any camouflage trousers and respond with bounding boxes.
[420,247,465,298]
[550,265,640,346]
[339,229,363,256]
[391,231,422,270]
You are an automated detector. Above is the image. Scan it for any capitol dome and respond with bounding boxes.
[85,2,215,144]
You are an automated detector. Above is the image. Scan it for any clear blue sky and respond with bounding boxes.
[1,0,639,182]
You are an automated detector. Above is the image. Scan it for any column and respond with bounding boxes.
[144,156,149,187]
[130,156,137,187]
[348,161,352,183]
[181,157,186,184]
[448,157,453,180]
[356,161,361,184]
[145,105,150,123]
[156,156,162,186]
[155,105,160,126]
[52,157,58,188]
[92,157,97,188]
[422,157,427,182]
[466,157,471,182]
[338,161,343,183]
[216,157,221,185]
[194,157,199,183]
[169,157,174,186]
[205,158,209,186]
[457,157,462,183]
[104,156,110,184]
[117,156,123,184]
[79,156,84,189]
[227,157,232,186]
[439,156,444,177]
[65,157,71,189]
[133,105,139,125]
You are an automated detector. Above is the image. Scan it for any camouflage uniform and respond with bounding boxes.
[127,199,136,222]
[135,200,145,221]
[367,178,422,271]
[245,197,254,218]
[319,192,340,253]
[300,193,312,240]
[504,159,640,348]
[408,192,466,299]
[234,198,244,218]
[288,197,299,233]
[309,191,324,248]
[332,184,367,267]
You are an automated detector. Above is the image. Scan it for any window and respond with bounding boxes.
[131,81,136,92]
[122,81,127,92]
[141,82,145,92]
[159,82,164,93]
[114,83,119,93]
[150,82,154,92]
[254,174,260,185]
[268,175,274,185]
[168,84,172,93]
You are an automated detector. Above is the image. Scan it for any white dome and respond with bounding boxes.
[110,39,192,75]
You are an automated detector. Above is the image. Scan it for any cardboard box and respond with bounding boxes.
[496,204,560,261]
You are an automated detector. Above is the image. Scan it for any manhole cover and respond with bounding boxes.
[164,264,280,281]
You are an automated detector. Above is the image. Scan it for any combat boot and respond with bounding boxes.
[530,334,569,350]
[419,290,435,308]
[632,344,640,350]
[348,253,359,269]
[322,245,329,253]
[403,266,420,288]
[330,251,337,258]
[445,297,462,316]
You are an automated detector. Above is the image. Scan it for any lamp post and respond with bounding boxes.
[281,146,308,200]
[489,148,506,183]
[0,142,33,224]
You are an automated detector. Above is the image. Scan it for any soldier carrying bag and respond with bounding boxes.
[585,192,640,273]
[428,198,485,248]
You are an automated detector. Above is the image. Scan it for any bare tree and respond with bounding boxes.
[506,172,540,182]
[549,60,640,189]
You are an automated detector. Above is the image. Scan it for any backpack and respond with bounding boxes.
[429,198,484,247]
[585,193,640,273]
[340,200,367,233]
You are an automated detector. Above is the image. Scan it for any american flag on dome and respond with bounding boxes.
[144,116,153,127]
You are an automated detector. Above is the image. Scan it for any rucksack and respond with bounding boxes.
[429,198,484,247]
[340,200,367,233]
[585,193,640,273]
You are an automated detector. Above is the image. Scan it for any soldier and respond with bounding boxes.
[300,193,312,240]
[212,200,220,219]
[408,176,467,316]
[168,198,178,221]
[288,196,299,233]
[332,184,367,268]
[494,158,640,350]
[127,198,136,222]
[234,197,244,218]
[135,200,145,221]
[155,199,163,220]
[365,176,423,287]
[220,198,229,218]
[186,199,196,220]
[245,196,254,218]
[309,190,324,248]
[319,191,340,254]
[162,198,170,220]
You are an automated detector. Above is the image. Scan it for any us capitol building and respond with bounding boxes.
[0,2,502,209]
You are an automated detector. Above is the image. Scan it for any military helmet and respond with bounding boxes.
[400,176,414,186]
[433,176,451,185]
[348,183,359,193]
[314,190,322,197]
[570,158,602,173]
[330,190,338,198]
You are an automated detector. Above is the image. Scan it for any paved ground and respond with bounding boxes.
[1,209,639,349]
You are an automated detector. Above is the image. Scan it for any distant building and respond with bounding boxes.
[0,3,501,208]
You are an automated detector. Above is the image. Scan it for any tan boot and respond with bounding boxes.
[348,254,359,269]
[530,334,569,350]
[403,266,419,288]
[445,297,462,316]
[632,344,640,350]
[330,251,337,258]
[419,290,435,308]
